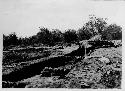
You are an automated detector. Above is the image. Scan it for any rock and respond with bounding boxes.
[98,57,110,63]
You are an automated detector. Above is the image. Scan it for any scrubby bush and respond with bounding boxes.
[102,24,122,40]
[36,27,53,45]
[63,29,78,43]
[3,32,18,47]
[77,27,93,40]
[51,29,64,44]
[85,15,107,35]
[77,15,107,41]
[3,15,122,48]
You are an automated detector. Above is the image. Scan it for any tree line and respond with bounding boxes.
[3,16,122,48]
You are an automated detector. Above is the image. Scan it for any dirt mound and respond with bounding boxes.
[65,56,121,88]
[89,47,122,58]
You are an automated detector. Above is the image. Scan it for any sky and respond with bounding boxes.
[0,0,125,37]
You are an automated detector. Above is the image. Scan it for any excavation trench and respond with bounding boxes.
[2,55,76,82]
[3,41,104,82]
[2,45,95,83]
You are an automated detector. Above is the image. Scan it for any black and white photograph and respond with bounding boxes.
[1,0,123,89]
